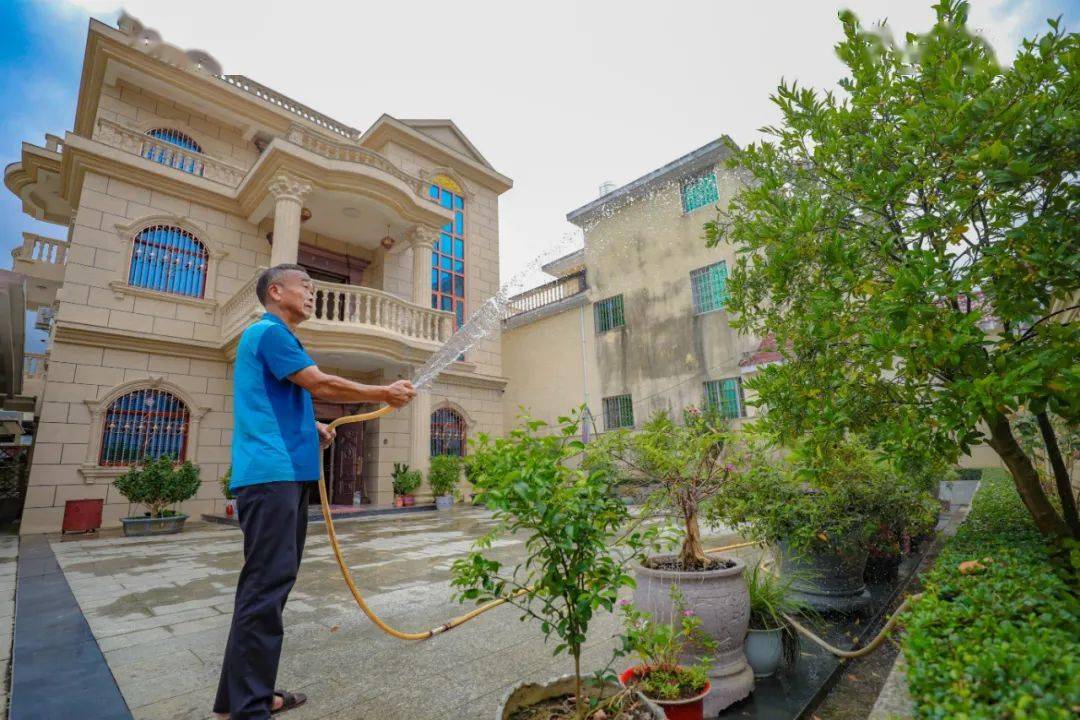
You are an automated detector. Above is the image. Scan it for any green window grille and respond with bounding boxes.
[704,377,745,419]
[689,261,729,314]
[602,394,635,430]
[680,171,719,213]
[594,295,625,333]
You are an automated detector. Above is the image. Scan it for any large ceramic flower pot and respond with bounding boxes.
[777,540,871,614]
[634,555,754,715]
[435,494,454,510]
[120,514,188,537]
[496,675,664,719]
[619,666,711,720]
[744,628,783,678]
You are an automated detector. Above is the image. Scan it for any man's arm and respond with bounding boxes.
[289,366,416,408]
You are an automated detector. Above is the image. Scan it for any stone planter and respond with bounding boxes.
[744,627,783,678]
[497,674,664,719]
[634,555,754,715]
[777,540,871,614]
[435,494,454,510]
[120,514,188,537]
[864,552,901,583]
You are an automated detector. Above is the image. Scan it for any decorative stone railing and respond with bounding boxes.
[221,272,453,347]
[505,270,588,319]
[94,119,246,187]
[12,233,67,266]
[220,75,361,140]
[285,124,427,197]
[23,353,47,379]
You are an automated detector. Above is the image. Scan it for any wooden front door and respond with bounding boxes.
[329,422,364,505]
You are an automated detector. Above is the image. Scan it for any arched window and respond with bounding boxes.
[429,177,465,329]
[99,388,190,466]
[128,225,209,298]
[431,407,466,457]
[143,128,203,174]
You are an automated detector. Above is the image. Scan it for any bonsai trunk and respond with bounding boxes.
[1035,412,1080,539]
[680,505,710,568]
[984,411,1071,539]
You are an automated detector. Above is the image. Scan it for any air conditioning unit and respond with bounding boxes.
[34,307,54,332]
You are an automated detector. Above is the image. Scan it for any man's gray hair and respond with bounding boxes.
[256,264,308,306]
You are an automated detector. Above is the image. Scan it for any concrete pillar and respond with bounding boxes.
[409,387,432,482]
[410,226,439,306]
[267,173,312,266]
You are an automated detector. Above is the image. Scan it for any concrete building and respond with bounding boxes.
[4,16,511,533]
[502,138,773,433]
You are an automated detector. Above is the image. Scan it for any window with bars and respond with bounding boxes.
[428,183,466,330]
[602,394,634,430]
[128,225,209,298]
[680,170,719,213]
[704,377,745,419]
[431,407,466,457]
[690,261,729,314]
[144,128,204,175]
[595,295,625,333]
[99,388,190,466]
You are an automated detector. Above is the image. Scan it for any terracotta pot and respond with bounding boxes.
[619,665,710,720]
[394,496,405,508]
[634,555,753,715]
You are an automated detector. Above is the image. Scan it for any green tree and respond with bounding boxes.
[114,455,201,518]
[707,1,1079,539]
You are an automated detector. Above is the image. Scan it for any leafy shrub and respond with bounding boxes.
[114,455,201,518]
[219,466,233,500]
[902,470,1080,718]
[392,467,422,496]
[428,455,461,497]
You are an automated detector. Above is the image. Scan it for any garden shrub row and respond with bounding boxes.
[902,470,1079,719]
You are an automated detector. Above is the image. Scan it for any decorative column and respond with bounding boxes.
[410,225,439,306]
[267,173,312,266]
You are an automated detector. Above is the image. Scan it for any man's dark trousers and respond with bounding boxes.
[214,481,312,719]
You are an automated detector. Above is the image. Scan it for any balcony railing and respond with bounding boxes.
[220,75,361,140]
[94,119,246,187]
[12,233,67,266]
[505,270,588,319]
[221,272,453,348]
[285,124,427,197]
[23,353,47,379]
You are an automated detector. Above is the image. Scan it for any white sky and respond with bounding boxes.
[47,0,1068,290]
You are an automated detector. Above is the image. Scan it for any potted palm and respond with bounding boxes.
[743,563,805,678]
[391,463,421,507]
[452,411,664,720]
[114,454,201,536]
[428,455,461,510]
[589,407,753,712]
[615,586,715,720]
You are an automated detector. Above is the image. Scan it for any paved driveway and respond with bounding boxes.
[50,508,752,720]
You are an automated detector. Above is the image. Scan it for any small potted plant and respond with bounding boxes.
[743,563,805,678]
[219,466,236,519]
[391,463,421,507]
[453,411,663,720]
[114,454,201,536]
[615,586,715,720]
[428,455,461,510]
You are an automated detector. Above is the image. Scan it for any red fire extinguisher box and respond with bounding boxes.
[62,499,104,534]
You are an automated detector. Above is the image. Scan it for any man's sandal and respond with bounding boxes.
[270,691,307,715]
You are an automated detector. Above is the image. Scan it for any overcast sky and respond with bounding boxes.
[1,0,1073,350]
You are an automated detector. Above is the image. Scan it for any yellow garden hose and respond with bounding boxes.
[316,407,916,655]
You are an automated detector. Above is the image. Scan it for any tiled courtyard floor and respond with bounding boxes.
[0,531,17,717]
[45,508,755,720]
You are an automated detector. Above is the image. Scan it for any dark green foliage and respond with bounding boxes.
[902,470,1080,718]
[427,455,461,497]
[113,455,201,518]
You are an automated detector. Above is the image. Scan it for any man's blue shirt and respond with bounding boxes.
[230,313,319,489]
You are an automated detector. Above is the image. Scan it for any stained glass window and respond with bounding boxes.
[128,225,209,298]
[431,407,466,457]
[99,388,190,466]
[704,377,745,419]
[428,183,466,330]
[690,261,729,314]
[680,171,719,213]
[602,394,635,430]
[144,128,203,175]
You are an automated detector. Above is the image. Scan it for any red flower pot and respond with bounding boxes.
[619,666,710,720]
[403,495,415,507]
[394,496,405,508]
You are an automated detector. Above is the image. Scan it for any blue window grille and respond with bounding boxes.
[602,394,634,430]
[128,225,209,298]
[689,261,729,314]
[680,170,719,213]
[143,128,204,175]
[428,184,466,330]
[704,377,745,419]
[431,407,466,456]
[99,388,190,466]
[595,295,625,333]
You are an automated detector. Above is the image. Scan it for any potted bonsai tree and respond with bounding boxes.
[453,411,664,720]
[219,466,236,519]
[743,563,805,678]
[114,454,201,536]
[615,586,716,720]
[391,463,421,507]
[588,407,753,712]
[428,455,461,511]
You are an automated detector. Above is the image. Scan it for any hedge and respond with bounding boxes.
[902,470,1079,719]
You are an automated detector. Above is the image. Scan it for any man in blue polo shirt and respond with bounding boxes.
[214,264,415,719]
